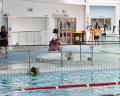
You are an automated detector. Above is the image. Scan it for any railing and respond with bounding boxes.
[12,31,43,45]
[0,34,120,75]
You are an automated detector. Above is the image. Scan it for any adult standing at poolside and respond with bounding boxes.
[93,24,101,46]
[0,26,8,57]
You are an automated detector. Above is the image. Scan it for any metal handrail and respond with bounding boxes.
[12,31,42,33]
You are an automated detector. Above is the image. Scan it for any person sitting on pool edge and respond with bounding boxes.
[30,67,40,76]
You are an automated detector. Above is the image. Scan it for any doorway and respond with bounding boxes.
[54,18,76,44]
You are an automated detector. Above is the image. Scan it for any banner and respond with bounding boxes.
[85,16,91,43]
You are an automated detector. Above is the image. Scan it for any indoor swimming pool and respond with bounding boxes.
[0,69,120,96]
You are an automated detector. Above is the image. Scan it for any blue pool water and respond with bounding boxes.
[0,69,120,96]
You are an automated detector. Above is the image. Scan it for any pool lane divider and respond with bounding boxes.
[102,93,120,96]
[12,81,120,92]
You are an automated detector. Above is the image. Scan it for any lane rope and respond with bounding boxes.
[0,81,120,93]
[15,81,120,91]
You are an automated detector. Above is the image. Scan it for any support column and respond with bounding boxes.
[0,0,3,26]
[115,5,119,35]
[85,0,93,63]
[85,0,91,43]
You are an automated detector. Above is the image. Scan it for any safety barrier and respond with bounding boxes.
[0,39,120,75]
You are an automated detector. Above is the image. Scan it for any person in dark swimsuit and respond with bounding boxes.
[0,26,8,57]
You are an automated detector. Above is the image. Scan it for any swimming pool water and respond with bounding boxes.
[0,69,120,96]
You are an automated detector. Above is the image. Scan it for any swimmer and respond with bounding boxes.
[30,67,40,76]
